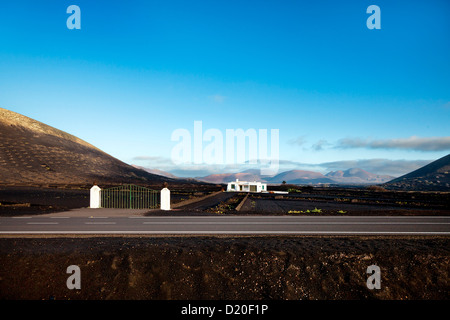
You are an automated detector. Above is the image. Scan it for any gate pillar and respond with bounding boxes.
[90,185,101,208]
[160,187,170,210]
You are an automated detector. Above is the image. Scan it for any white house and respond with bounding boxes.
[227,179,267,193]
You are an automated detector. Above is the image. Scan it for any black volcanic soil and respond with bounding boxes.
[0,186,90,216]
[163,186,450,216]
[237,192,450,216]
[0,236,448,300]
[1,185,449,216]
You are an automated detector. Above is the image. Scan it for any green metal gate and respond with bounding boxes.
[100,184,160,209]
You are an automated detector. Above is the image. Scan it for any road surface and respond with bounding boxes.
[0,215,449,235]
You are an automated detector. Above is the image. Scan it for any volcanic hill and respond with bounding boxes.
[197,169,266,184]
[267,170,334,184]
[197,168,394,185]
[383,154,450,191]
[0,108,173,187]
[325,168,394,185]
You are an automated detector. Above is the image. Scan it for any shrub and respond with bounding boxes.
[367,185,387,192]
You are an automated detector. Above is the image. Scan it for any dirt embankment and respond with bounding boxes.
[0,236,448,300]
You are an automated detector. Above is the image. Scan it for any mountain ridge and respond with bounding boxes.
[0,108,173,186]
[383,154,450,191]
[194,168,395,185]
[0,108,101,152]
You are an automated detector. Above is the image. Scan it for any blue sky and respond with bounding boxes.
[0,0,449,177]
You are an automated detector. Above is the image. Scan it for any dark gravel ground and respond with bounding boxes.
[0,236,448,300]
[0,186,90,216]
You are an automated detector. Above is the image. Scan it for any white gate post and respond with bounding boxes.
[90,185,101,208]
[160,187,170,210]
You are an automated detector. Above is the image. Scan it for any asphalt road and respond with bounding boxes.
[0,215,449,235]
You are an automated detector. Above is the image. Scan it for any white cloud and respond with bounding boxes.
[132,156,171,163]
[336,136,450,152]
[288,136,307,146]
[311,139,330,151]
[319,158,433,176]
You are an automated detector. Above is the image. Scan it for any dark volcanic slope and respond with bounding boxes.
[384,154,450,191]
[0,108,173,186]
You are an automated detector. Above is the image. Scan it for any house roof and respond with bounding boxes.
[228,180,265,184]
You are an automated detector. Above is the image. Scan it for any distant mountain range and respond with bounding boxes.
[193,168,395,185]
[137,156,450,190]
[195,170,266,184]
[325,168,394,184]
[383,154,450,191]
